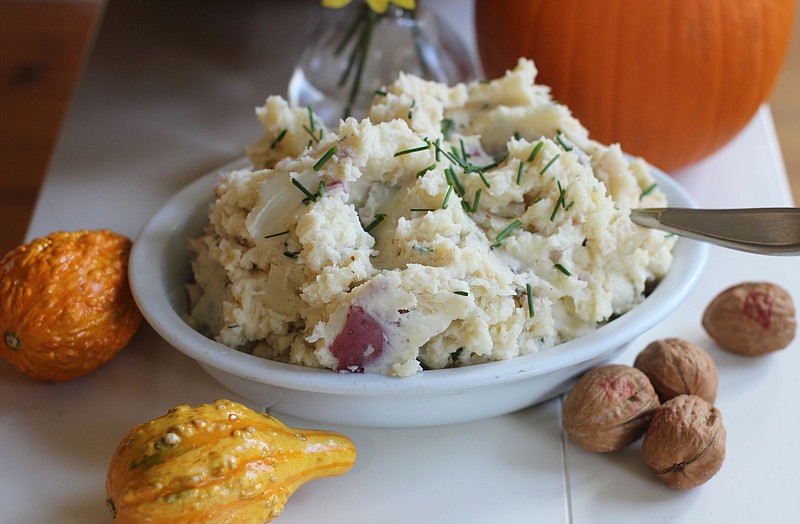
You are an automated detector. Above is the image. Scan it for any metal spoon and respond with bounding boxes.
[630,207,800,256]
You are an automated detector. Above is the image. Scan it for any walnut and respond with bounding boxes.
[641,395,726,490]
[703,282,796,355]
[563,364,660,452]
[634,338,718,404]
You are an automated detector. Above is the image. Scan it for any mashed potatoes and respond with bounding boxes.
[186,59,674,377]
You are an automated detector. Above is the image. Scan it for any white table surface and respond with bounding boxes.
[3,1,798,522]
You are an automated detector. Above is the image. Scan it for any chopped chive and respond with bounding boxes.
[226,325,240,329]
[565,200,575,211]
[477,155,506,171]
[407,98,416,119]
[291,177,317,201]
[640,183,658,200]
[527,141,544,162]
[470,188,482,212]
[307,106,315,132]
[550,183,566,221]
[460,138,469,160]
[526,283,535,318]
[441,118,455,139]
[516,160,525,185]
[556,133,573,151]
[264,230,290,239]
[410,208,436,212]
[283,250,299,259]
[554,263,572,276]
[491,219,522,249]
[434,138,441,160]
[454,290,469,296]
[477,170,491,188]
[416,163,436,178]
[270,129,287,149]
[448,167,465,196]
[302,124,320,144]
[313,146,337,171]
[513,131,522,140]
[374,89,388,96]
[441,186,454,209]
[364,213,387,233]
[540,153,561,175]
[394,144,430,157]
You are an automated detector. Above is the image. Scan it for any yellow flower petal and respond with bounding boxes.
[390,0,416,9]
[366,0,389,13]
[322,0,352,8]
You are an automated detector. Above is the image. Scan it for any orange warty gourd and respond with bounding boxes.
[0,229,142,381]
[106,400,357,524]
[475,0,795,171]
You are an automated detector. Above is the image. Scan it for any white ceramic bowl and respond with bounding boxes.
[130,160,707,428]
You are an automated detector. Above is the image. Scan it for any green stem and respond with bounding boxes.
[343,9,377,119]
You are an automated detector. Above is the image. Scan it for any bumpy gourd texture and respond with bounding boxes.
[0,229,141,381]
[106,400,357,523]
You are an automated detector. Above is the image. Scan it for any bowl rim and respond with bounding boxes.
[130,158,708,397]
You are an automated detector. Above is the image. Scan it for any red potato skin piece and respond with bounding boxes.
[329,305,385,372]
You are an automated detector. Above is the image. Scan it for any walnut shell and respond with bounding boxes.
[642,395,726,490]
[703,282,796,355]
[563,364,660,452]
[634,338,718,404]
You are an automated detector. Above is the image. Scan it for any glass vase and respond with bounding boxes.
[288,3,475,128]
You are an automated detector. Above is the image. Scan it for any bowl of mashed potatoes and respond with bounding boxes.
[130,60,707,427]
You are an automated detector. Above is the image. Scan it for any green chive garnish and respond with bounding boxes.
[408,98,416,119]
[554,263,572,276]
[292,178,317,200]
[526,283,535,318]
[264,230,290,239]
[441,118,455,139]
[313,146,337,171]
[394,144,430,157]
[447,167,465,196]
[516,160,525,185]
[270,129,287,149]
[307,106,315,132]
[527,141,544,162]
[454,290,469,296]
[640,183,657,200]
[477,170,491,188]
[364,213,387,233]
[491,219,522,249]
[550,182,566,222]
[540,153,561,175]
[441,186,454,209]
[374,89,388,96]
[416,163,436,178]
[410,207,435,212]
[303,124,320,144]
[471,188,482,212]
[556,133,573,151]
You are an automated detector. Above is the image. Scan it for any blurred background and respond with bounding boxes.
[1,0,798,256]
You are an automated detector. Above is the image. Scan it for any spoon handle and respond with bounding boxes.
[630,207,800,256]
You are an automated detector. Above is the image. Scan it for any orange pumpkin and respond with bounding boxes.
[475,0,795,171]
